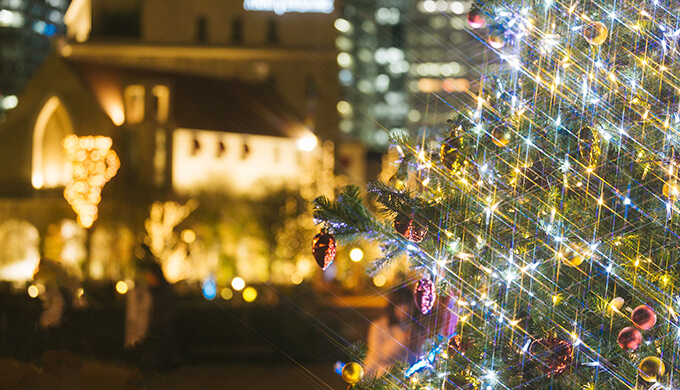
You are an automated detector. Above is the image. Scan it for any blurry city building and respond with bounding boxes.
[0,0,362,296]
[0,0,489,299]
[0,0,71,113]
[335,0,486,150]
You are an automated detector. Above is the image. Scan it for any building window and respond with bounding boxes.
[154,129,166,187]
[241,140,250,159]
[151,85,169,123]
[196,16,207,43]
[32,96,73,189]
[191,136,201,156]
[124,84,145,124]
[231,17,243,44]
[217,140,226,158]
[266,18,278,44]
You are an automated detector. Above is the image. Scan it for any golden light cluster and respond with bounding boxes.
[63,135,120,228]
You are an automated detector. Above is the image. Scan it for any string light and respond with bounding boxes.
[62,135,119,228]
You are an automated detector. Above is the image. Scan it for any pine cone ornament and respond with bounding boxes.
[394,214,427,243]
[312,231,336,270]
[414,277,436,315]
[530,338,573,377]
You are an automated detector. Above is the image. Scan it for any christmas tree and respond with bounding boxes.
[313,0,680,388]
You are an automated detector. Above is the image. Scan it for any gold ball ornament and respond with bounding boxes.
[663,179,680,201]
[488,33,505,49]
[608,297,624,313]
[341,362,364,385]
[638,356,665,382]
[560,243,589,267]
[583,22,608,46]
[491,125,511,147]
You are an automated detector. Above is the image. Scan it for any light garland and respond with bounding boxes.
[62,135,119,228]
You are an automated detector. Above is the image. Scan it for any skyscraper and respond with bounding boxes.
[0,0,71,112]
[336,0,486,150]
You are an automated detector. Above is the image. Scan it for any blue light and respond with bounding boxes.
[405,339,443,377]
[202,277,217,300]
[44,23,56,36]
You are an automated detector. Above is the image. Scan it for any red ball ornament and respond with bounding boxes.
[312,231,336,270]
[631,305,657,330]
[394,214,427,243]
[466,9,486,29]
[617,327,642,350]
[530,338,573,377]
[414,277,436,315]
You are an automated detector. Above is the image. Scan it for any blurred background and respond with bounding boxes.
[0,0,485,388]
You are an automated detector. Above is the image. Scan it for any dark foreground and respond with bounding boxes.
[0,355,346,390]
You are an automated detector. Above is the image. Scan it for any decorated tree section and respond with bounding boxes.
[313,0,680,388]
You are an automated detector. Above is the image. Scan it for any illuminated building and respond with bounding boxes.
[336,0,486,149]
[0,0,358,288]
[0,53,336,285]
[0,0,71,113]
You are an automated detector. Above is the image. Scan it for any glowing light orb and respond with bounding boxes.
[231,277,246,291]
[243,287,257,302]
[349,248,364,262]
[115,281,128,294]
[221,288,233,300]
[28,285,39,298]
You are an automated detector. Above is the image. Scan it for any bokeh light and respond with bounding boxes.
[181,229,196,243]
[221,288,233,300]
[115,281,128,294]
[27,285,38,298]
[349,248,364,262]
[202,278,216,300]
[242,287,257,302]
[373,274,386,287]
[291,272,303,285]
[231,277,245,291]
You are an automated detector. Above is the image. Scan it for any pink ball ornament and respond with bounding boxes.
[631,305,657,330]
[466,9,486,29]
[617,327,642,350]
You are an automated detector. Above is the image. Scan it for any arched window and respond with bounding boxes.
[32,96,74,189]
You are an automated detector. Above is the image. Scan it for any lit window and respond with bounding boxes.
[151,85,169,123]
[241,141,250,159]
[124,85,145,124]
[154,130,166,186]
[217,140,226,158]
[334,18,351,33]
[337,52,353,68]
[32,96,73,189]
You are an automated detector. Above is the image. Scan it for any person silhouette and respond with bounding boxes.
[364,287,419,376]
